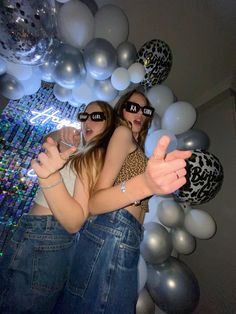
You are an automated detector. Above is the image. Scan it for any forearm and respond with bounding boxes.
[89,174,153,215]
[39,173,88,233]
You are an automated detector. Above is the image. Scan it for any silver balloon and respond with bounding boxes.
[177,128,210,150]
[147,257,200,313]
[0,73,24,100]
[53,44,86,89]
[136,288,155,314]
[0,0,57,65]
[80,0,98,15]
[84,38,117,80]
[117,41,137,68]
[94,78,118,101]
[171,228,196,255]
[158,200,185,228]
[140,222,172,264]
[0,57,7,75]
[53,84,72,102]
[39,40,60,82]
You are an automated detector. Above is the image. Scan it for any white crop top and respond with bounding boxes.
[34,162,77,208]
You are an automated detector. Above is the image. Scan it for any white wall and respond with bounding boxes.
[181,89,236,313]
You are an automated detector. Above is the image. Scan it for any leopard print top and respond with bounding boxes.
[113,146,149,212]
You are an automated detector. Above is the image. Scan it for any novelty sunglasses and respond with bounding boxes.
[78,111,106,122]
[123,101,154,117]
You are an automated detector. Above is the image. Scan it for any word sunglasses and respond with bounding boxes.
[78,111,106,122]
[124,101,154,117]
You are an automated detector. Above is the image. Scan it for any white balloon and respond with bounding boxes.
[72,82,95,103]
[161,101,197,135]
[138,255,148,292]
[21,71,41,95]
[148,112,161,134]
[145,129,177,158]
[146,85,174,117]
[128,63,145,83]
[94,79,118,102]
[57,0,94,48]
[184,209,216,239]
[6,61,32,81]
[111,67,130,91]
[95,5,129,48]
[68,96,81,108]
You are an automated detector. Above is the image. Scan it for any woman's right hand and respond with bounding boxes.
[58,127,81,148]
[31,137,77,179]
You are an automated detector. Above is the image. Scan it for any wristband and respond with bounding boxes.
[39,177,63,189]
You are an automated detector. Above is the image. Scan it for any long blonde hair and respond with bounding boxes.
[114,89,153,149]
[70,101,115,195]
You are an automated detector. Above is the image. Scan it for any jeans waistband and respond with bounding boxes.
[90,209,144,235]
[18,214,69,234]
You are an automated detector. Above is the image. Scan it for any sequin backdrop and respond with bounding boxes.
[0,84,82,254]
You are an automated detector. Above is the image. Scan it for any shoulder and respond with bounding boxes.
[112,125,133,140]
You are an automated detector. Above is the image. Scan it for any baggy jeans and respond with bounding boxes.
[57,208,144,314]
[0,214,75,314]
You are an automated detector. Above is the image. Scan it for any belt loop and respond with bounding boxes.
[45,216,52,232]
[109,210,117,223]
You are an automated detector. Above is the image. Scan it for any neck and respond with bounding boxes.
[132,132,139,141]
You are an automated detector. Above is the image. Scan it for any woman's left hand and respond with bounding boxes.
[144,135,192,195]
[31,137,77,179]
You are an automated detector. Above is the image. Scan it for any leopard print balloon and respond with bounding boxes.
[136,39,173,89]
[173,150,224,205]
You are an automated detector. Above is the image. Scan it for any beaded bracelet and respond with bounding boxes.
[39,177,63,189]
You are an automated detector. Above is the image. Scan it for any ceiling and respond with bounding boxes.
[96,0,236,107]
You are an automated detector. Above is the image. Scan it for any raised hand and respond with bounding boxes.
[31,137,77,179]
[59,126,81,147]
[144,135,192,195]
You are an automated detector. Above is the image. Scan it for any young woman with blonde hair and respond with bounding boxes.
[0,100,115,313]
[56,89,191,314]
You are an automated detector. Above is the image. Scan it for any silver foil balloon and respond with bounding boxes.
[140,222,172,264]
[0,73,24,99]
[136,288,155,314]
[53,44,86,89]
[171,228,196,255]
[147,257,200,313]
[94,78,118,101]
[0,0,57,65]
[53,84,72,102]
[158,200,185,228]
[84,38,117,80]
[117,41,137,68]
[177,128,210,150]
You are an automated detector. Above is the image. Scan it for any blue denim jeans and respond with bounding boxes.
[0,214,75,314]
[55,208,144,314]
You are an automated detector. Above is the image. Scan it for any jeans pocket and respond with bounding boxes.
[118,228,140,270]
[67,229,104,297]
[32,239,74,294]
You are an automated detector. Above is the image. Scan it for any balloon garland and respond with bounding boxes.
[0,1,224,313]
